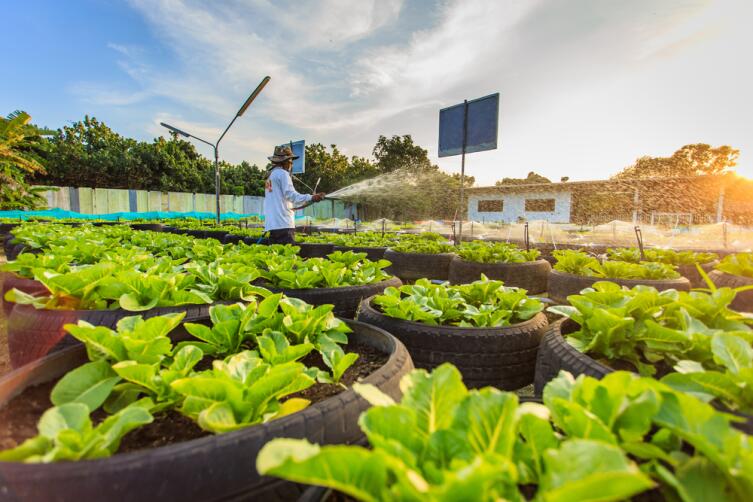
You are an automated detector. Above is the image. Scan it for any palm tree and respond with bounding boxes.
[0,111,50,210]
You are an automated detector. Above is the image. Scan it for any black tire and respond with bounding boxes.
[332,246,386,262]
[6,303,215,369]
[295,242,334,259]
[6,244,41,262]
[1,272,48,316]
[0,319,413,502]
[708,270,753,312]
[3,234,16,255]
[547,270,691,305]
[357,296,548,390]
[677,261,718,288]
[383,249,455,281]
[533,319,612,395]
[265,277,402,319]
[222,234,244,244]
[448,257,551,293]
[129,223,164,232]
[202,230,228,242]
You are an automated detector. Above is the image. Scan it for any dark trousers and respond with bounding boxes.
[268,228,296,245]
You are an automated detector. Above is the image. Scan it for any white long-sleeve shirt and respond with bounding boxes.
[263,167,312,231]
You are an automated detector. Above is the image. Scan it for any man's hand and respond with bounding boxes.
[312,192,326,202]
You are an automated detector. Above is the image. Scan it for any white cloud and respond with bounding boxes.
[73,0,752,184]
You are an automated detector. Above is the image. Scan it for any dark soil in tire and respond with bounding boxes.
[383,249,455,281]
[0,319,413,502]
[448,258,551,293]
[6,303,215,369]
[709,270,753,312]
[547,270,691,305]
[533,319,611,395]
[333,246,386,262]
[264,277,402,319]
[358,296,548,390]
[295,242,334,259]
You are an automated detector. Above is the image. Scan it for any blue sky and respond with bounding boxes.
[4,0,752,185]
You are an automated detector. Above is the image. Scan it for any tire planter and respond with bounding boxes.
[448,257,551,294]
[129,223,164,232]
[534,319,611,395]
[333,246,386,262]
[222,234,244,244]
[547,270,691,305]
[202,230,229,242]
[6,303,216,369]
[358,296,548,390]
[263,277,402,319]
[1,273,48,316]
[0,319,413,502]
[533,318,753,434]
[675,261,718,288]
[383,249,455,282]
[295,242,334,259]
[708,270,753,312]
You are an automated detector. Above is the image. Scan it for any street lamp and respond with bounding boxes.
[160,75,271,223]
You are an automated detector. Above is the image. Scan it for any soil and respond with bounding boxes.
[0,341,388,454]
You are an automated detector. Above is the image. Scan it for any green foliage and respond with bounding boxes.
[0,110,50,210]
[33,115,267,195]
[456,242,540,263]
[495,171,552,186]
[552,250,680,279]
[548,281,753,412]
[259,251,392,289]
[373,276,543,327]
[614,144,739,179]
[171,352,313,433]
[0,401,153,463]
[260,364,753,501]
[716,253,753,279]
[607,248,718,266]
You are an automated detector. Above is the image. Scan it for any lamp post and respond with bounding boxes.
[160,76,270,224]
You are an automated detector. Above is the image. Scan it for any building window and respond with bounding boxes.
[525,198,556,212]
[478,199,503,212]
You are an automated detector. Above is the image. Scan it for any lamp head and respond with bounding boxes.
[237,76,271,117]
[160,122,190,137]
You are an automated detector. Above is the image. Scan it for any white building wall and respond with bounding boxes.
[467,190,572,223]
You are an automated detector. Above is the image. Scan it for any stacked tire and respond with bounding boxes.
[358,296,548,390]
[708,270,753,312]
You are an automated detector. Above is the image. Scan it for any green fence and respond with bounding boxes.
[35,186,354,220]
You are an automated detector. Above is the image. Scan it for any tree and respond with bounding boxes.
[0,111,49,210]
[613,144,739,179]
[372,134,435,172]
[495,171,551,186]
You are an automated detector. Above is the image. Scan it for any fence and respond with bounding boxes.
[34,186,354,220]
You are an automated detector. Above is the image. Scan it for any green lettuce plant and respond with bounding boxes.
[258,365,753,501]
[607,248,718,266]
[456,241,540,263]
[373,276,543,327]
[552,250,680,280]
[716,253,753,279]
[0,401,153,463]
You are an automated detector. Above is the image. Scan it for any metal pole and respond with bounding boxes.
[716,185,725,223]
[214,147,221,224]
[457,99,468,245]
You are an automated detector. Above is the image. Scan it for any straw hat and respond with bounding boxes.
[268,145,299,163]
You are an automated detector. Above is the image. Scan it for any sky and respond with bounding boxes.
[4,0,752,186]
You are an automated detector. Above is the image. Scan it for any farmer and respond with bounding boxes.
[263,145,325,244]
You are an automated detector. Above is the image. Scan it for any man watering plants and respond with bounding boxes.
[263,145,325,244]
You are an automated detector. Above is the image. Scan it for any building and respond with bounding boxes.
[466,174,753,225]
